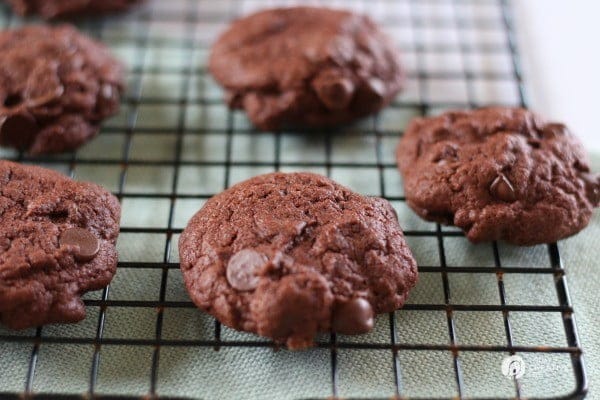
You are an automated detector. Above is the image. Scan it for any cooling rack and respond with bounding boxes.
[0,0,588,399]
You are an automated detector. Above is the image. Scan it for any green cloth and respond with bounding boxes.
[558,153,600,400]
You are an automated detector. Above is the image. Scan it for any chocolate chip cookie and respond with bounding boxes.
[396,107,600,245]
[209,7,404,131]
[0,25,124,155]
[179,172,417,349]
[0,160,121,330]
[3,0,144,19]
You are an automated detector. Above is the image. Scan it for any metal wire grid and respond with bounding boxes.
[0,0,588,399]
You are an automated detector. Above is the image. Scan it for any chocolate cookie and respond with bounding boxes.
[0,25,124,155]
[179,172,417,349]
[209,7,404,131]
[396,107,600,245]
[3,0,143,19]
[0,160,121,329]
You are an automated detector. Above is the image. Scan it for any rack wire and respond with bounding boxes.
[0,0,588,399]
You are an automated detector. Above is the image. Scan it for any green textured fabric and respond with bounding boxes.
[0,1,599,399]
[557,153,600,400]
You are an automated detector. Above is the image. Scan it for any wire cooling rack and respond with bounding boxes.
[0,0,588,399]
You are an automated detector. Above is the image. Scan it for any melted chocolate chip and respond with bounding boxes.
[0,113,38,150]
[573,159,590,173]
[542,123,567,139]
[59,227,100,262]
[226,249,268,291]
[364,78,386,100]
[314,77,355,110]
[432,144,458,163]
[490,174,517,202]
[332,298,374,335]
[351,77,387,111]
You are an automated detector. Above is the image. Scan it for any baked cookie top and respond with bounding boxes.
[3,0,143,19]
[397,107,600,245]
[179,172,417,349]
[209,6,404,130]
[0,25,124,155]
[0,160,121,329]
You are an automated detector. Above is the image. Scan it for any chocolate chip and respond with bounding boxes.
[573,159,590,173]
[432,144,458,163]
[364,77,386,100]
[226,249,268,291]
[59,227,100,262]
[0,112,38,150]
[314,77,355,110]
[332,298,374,335]
[351,77,387,111]
[490,174,516,202]
[542,123,567,139]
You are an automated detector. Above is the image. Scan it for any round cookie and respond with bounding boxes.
[3,0,144,19]
[209,7,404,131]
[179,172,417,349]
[0,160,121,330]
[396,107,600,245]
[0,25,124,155]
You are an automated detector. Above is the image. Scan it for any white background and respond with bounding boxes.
[513,0,599,152]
